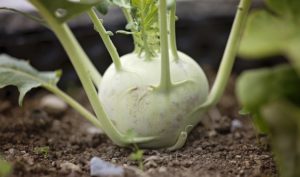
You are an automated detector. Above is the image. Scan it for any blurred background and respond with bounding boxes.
[0,0,279,88]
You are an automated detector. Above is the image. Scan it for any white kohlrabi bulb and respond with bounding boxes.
[99,51,209,148]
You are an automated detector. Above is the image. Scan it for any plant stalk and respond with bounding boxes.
[122,8,139,53]
[158,0,172,92]
[169,3,179,61]
[204,0,252,106]
[88,8,122,71]
[29,0,125,145]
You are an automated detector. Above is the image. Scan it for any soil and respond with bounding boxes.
[0,67,277,177]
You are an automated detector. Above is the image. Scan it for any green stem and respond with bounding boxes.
[158,0,172,92]
[142,33,151,60]
[169,3,179,61]
[29,0,125,145]
[88,8,122,71]
[84,54,102,87]
[204,0,252,106]
[44,84,102,129]
[122,8,138,53]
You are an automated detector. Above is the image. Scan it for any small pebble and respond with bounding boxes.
[183,160,193,167]
[90,157,124,177]
[111,158,117,163]
[208,130,217,137]
[234,132,242,139]
[196,147,203,152]
[40,94,67,114]
[244,160,250,168]
[8,148,15,155]
[23,153,34,165]
[86,126,103,135]
[158,166,167,173]
[60,162,81,173]
[231,119,243,132]
[144,160,157,168]
[147,168,155,173]
[239,170,244,175]
[229,160,237,164]
[144,155,161,162]
[235,155,242,159]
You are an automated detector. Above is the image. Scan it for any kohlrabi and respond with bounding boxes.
[0,0,252,150]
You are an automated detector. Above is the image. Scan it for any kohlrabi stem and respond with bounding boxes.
[29,0,125,145]
[88,8,122,71]
[122,8,138,53]
[44,84,102,129]
[204,0,252,106]
[85,55,102,87]
[169,3,179,61]
[158,0,172,92]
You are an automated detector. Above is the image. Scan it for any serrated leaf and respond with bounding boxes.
[236,64,300,133]
[129,0,160,57]
[0,54,61,105]
[29,0,104,23]
[239,0,300,74]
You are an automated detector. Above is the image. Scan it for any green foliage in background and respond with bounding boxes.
[237,0,300,176]
[239,0,300,74]
[0,157,12,177]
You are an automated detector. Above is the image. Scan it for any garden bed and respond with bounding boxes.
[0,67,277,177]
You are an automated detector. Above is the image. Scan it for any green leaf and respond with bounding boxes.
[129,0,160,57]
[0,7,48,27]
[236,64,300,132]
[266,0,300,19]
[0,54,61,105]
[0,158,12,177]
[239,0,300,73]
[110,0,159,57]
[261,101,300,177]
[240,11,292,58]
[29,0,104,23]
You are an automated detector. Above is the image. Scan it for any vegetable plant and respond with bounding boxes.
[237,0,300,176]
[0,0,252,150]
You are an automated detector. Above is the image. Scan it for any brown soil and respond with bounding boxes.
[0,68,277,177]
